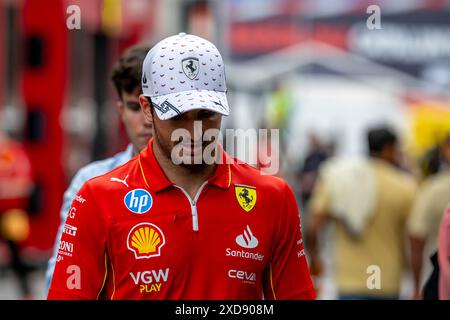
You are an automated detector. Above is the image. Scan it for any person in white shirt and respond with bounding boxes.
[45,45,152,291]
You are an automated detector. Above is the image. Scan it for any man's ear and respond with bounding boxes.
[139,95,153,123]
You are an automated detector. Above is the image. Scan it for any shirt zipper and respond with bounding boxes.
[175,181,208,232]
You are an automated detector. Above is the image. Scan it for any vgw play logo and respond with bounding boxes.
[124,189,153,214]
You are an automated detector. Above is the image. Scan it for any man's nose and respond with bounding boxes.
[184,120,203,141]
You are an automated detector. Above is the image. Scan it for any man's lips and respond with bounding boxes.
[180,142,203,154]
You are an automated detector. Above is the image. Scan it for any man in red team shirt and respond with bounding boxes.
[48,33,315,300]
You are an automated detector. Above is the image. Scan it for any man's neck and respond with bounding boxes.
[152,142,216,199]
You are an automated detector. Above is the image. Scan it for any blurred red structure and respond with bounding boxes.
[20,0,67,252]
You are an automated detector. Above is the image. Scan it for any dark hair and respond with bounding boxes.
[111,45,150,99]
[367,127,397,154]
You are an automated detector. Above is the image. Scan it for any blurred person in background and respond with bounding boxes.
[45,45,152,291]
[419,136,450,177]
[422,203,450,300]
[407,133,450,299]
[307,127,417,299]
[437,204,450,300]
[264,80,293,155]
[265,80,292,133]
[297,133,334,214]
[0,130,34,298]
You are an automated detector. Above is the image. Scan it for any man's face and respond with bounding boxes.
[140,95,222,168]
[118,89,153,153]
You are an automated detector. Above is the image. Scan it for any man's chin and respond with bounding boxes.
[137,143,149,152]
[175,155,206,165]
[136,137,151,151]
[178,161,210,173]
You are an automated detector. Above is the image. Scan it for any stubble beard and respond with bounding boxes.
[153,121,212,174]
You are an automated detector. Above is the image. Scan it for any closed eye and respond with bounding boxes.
[171,113,186,121]
[126,102,141,112]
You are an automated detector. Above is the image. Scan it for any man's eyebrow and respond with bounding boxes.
[199,111,216,116]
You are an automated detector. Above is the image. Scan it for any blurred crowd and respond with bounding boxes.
[295,126,450,300]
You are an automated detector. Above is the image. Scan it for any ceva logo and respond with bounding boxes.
[228,269,257,283]
[124,189,153,213]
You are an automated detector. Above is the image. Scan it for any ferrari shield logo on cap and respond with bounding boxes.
[235,184,257,213]
[182,57,199,80]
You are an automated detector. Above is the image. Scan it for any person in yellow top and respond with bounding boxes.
[407,134,450,299]
[307,127,417,299]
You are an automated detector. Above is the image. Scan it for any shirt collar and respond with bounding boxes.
[207,144,232,190]
[138,139,232,193]
[124,143,134,158]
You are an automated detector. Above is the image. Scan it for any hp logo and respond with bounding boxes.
[124,189,153,214]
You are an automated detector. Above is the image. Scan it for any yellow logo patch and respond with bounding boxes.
[127,223,165,259]
[235,185,257,212]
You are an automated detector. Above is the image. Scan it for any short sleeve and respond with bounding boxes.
[263,183,316,300]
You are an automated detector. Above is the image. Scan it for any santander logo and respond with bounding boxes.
[235,225,258,249]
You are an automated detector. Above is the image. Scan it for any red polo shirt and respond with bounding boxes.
[48,140,315,300]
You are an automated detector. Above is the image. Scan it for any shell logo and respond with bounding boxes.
[127,223,165,259]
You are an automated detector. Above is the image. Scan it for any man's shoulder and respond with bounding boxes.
[397,169,417,190]
[74,148,132,183]
[379,164,417,196]
[417,171,450,197]
[425,171,450,190]
[75,158,118,181]
[83,156,139,191]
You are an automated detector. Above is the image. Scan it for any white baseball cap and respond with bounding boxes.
[142,33,230,120]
